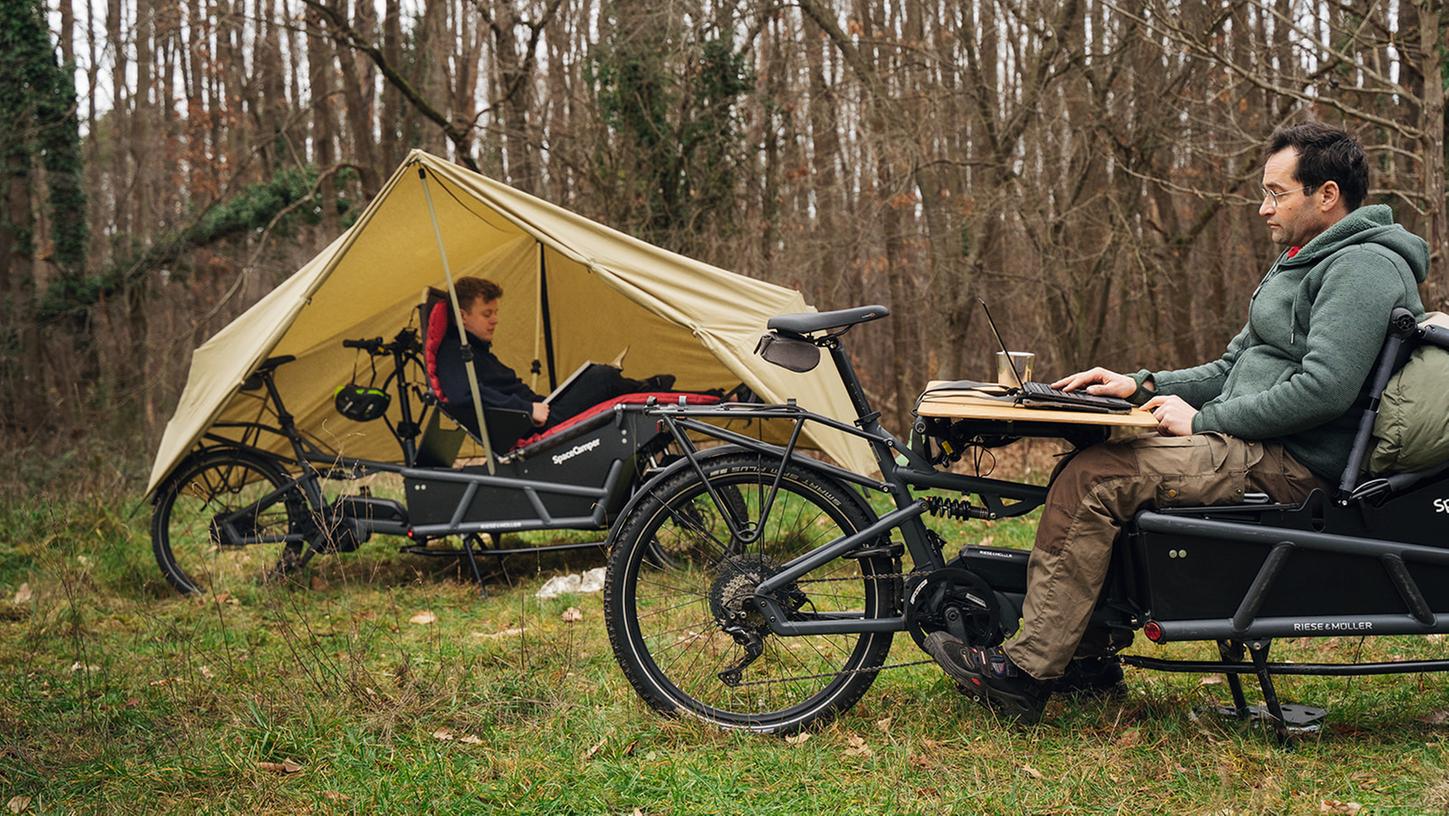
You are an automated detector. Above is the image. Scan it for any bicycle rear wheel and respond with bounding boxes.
[604,452,899,733]
[151,449,309,596]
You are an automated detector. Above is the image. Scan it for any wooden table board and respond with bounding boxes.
[916,381,1159,427]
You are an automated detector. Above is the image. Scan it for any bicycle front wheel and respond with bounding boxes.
[604,452,899,733]
[151,449,309,596]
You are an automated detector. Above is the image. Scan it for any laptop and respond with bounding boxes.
[543,346,628,407]
[979,300,1134,413]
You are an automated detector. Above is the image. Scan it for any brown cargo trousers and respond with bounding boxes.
[1001,431,1326,680]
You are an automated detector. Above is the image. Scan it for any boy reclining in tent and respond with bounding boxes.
[432,276,678,447]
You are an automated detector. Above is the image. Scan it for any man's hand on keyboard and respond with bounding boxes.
[1143,395,1197,436]
[1052,367,1137,398]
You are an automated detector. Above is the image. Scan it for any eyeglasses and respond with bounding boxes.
[1260,185,1315,208]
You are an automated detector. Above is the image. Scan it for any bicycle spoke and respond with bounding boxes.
[615,459,896,726]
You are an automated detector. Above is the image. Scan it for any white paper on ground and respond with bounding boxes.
[535,567,607,599]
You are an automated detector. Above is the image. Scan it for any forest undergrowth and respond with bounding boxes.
[1,438,1447,814]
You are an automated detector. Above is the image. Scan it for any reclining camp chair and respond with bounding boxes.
[407,288,721,574]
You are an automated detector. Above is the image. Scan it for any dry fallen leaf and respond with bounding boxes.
[921,738,944,752]
[199,665,214,680]
[1020,764,1045,780]
[875,716,893,735]
[258,759,303,774]
[12,583,32,604]
[125,696,141,708]
[561,607,584,623]
[784,732,811,745]
[310,576,329,591]
[432,728,455,741]
[322,791,349,802]
[410,610,437,625]
[584,736,607,759]
[1319,800,1362,815]
[1115,728,1141,748]
[459,734,483,745]
[6,795,30,814]
[1199,675,1225,685]
[1419,710,1449,725]
[843,733,873,758]
[69,661,98,673]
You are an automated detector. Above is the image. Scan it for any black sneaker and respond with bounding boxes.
[922,632,1051,724]
[1053,656,1126,698]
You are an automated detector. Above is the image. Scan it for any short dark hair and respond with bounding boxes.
[1267,122,1370,210]
[454,276,503,310]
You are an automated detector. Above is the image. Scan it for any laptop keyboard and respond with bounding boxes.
[1021,380,1133,411]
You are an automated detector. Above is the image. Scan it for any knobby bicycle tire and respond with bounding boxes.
[151,449,309,596]
[604,451,899,733]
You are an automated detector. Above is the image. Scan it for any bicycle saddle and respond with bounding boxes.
[241,355,298,391]
[767,305,890,338]
[256,355,297,372]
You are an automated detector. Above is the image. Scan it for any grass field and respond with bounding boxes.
[3,443,1448,814]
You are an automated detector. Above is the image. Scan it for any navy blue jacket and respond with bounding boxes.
[434,331,540,414]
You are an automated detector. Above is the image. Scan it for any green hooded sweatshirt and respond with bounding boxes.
[1134,204,1428,481]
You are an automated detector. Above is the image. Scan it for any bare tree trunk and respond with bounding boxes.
[1417,0,1446,308]
[59,0,76,66]
[305,4,339,232]
[256,0,290,173]
[803,13,842,300]
[379,0,403,167]
[285,0,305,158]
[332,0,379,195]
[107,0,129,238]
[84,0,104,264]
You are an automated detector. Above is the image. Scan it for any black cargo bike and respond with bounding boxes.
[601,304,1449,740]
[148,290,722,597]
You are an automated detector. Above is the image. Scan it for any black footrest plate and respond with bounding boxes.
[1213,702,1328,733]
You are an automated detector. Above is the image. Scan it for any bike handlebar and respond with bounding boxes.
[343,329,422,357]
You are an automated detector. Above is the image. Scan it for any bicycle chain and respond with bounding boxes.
[722,570,938,689]
[709,532,950,688]
[722,656,938,688]
[792,569,924,585]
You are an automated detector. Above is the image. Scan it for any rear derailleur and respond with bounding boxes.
[710,555,809,687]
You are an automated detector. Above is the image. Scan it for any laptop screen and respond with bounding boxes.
[978,298,1027,389]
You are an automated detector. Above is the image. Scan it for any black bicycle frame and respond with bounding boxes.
[646,337,1049,637]
[195,342,622,542]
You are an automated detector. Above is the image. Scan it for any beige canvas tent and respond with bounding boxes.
[146,150,875,494]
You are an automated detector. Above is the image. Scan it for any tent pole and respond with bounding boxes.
[418,166,496,474]
[538,252,558,392]
[530,243,542,390]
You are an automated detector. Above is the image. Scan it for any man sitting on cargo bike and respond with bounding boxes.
[921,123,1431,723]
[601,122,1449,739]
